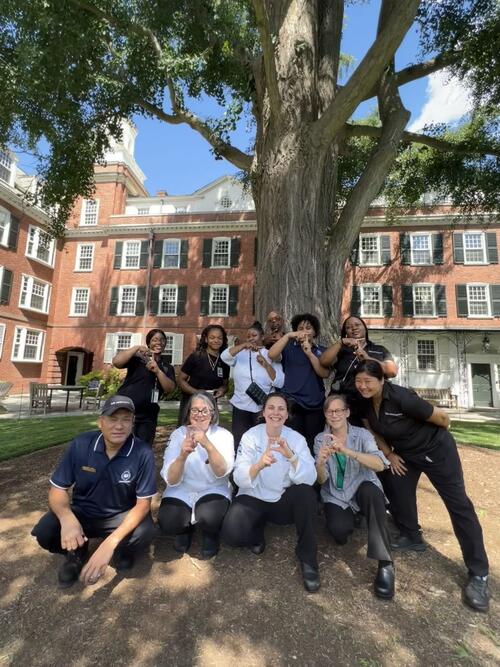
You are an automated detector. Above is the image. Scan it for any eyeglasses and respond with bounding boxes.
[325,409,348,416]
[189,408,213,417]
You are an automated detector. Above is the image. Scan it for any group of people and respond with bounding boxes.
[31,313,490,613]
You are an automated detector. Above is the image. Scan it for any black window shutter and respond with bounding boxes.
[254,237,258,267]
[153,240,163,268]
[435,284,447,317]
[136,287,146,316]
[228,285,239,315]
[349,239,360,266]
[455,284,468,317]
[453,233,464,264]
[382,285,393,316]
[150,286,159,314]
[350,285,361,316]
[109,287,119,315]
[177,285,187,315]
[230,237,241,267]
[432,233,444,265]
[400,233,411,264]
[490,285,500,317]
[402,285,414,317]
[139,241,149,268]
[202,239,212,268]
[200,286,210,315]
[486,232,498,264]
[114,241,123,269]
[381,235,391,265]
[180,240,189,268]
[8,215,19,250]
[0,268,13,304]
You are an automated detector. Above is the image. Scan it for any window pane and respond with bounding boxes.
[73,289,89,315]
[116,334,132,351]
[360,236,379,264]
[0,150,12,184]
[120,288,136,314]
[414,286,434,316]
[163,240,180,267]
[159,286,177,314]
[212,239,230,267]
[468,285,488,315]
[82,200,98,225]
[78,245,93,270]
[124,241,141,268]
[210,286,228,314]
[417,340,436,370]
[412,235,431,264]
[162,336,174,364]
[464,234,485,263]
[30,280,45,310]
[361,286,380,315]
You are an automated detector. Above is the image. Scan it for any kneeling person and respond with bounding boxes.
[31,395,156,588]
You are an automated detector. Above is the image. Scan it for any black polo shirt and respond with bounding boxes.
[118,354,175,419]
[50,431,157,518]
[365,383,440,458]
[333,341,394,396]
[181,351,229,393]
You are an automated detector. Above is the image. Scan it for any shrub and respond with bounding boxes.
[79,368,125,399]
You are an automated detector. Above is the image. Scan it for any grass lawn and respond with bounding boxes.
[0,413,497,461]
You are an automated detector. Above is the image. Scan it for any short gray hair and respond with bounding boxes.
[183,391,219,426]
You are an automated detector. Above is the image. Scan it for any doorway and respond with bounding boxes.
[471,364,493,408]
[65,352,84,385]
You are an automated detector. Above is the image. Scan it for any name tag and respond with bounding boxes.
[81,466,96,473]
[151,388,159,403]
[217,367,223,378]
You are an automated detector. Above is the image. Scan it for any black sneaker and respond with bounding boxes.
[390,533,427,552]
[300,561,321,593]
[249,539,265,555]
[58,546,88,589]
[374,562,395,600]
[463,575,490,613]
[113,549,134,571]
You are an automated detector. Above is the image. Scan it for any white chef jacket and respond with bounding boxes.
[161,425,235,510]
[233,424,316,502]
[220,347,285,413]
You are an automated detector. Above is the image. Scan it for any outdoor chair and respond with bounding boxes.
[29,382,52,415]
[83,380,104,410]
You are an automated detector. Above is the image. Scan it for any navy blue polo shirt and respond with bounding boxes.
[281,340,326,409]
[50,431,157,518]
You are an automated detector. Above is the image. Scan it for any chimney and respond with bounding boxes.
[156,190,168,197]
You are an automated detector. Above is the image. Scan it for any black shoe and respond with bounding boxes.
[249,539,265,555]
[58,546,87,589]
[390,533,427,552]
[113,549,134,571]
[374,562,395,600]
[300,561,321,593]
[201,532,219,560]
[463,575,490,613]
[174,531,192,553]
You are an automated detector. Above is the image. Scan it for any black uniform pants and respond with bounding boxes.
[286,401,325,454]
[134,418,157,445]
[323,482,392,562]
[221,484,318,568]
[157,494,230,537]
[390,432,489,576]
[231,406,260,451]
[31,507,155,555]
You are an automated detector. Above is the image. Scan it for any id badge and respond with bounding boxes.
[151,388,159,403]
[217,366,223,378]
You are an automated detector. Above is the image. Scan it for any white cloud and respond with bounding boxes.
[409,70,473,131]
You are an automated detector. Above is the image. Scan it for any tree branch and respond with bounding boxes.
[251,0,282,119]
[136,98,253,171]
[314,0,419,145]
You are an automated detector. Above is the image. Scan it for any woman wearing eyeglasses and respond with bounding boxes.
[314,394,395,599]
[158,392,234,559]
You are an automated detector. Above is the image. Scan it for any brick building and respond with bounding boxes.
[1,124,499,408]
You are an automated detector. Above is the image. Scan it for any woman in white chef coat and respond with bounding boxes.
[158,392,234,559]
[221,392,320,592]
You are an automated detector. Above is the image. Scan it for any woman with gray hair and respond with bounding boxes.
[158,392,234,559]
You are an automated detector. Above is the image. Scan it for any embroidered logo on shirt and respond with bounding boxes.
[120,469,132,482]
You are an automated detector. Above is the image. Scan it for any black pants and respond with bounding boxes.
[324,482,392,562]
[389,432,489,576]
[134,417,157,445]
[231,405,260,451]
[286,401,325,453]
[157,494,230,537]
[221,484,318,568]
[31,507,155,555]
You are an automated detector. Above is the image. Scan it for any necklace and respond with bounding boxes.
[206,350,220,372]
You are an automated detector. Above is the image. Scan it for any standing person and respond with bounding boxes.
[263,310,286,349]
[319,316,397,425]
[314,395,394,599]
[31,395,156,588]
[221,322,284,450]
[113,328,176,445]
[221,393,320,592]
[177,325,230,425]
[158,392,234,559]
[354,360,490,612]
[268,313,329,452]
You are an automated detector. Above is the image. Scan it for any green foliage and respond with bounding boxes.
[79,368,124,398]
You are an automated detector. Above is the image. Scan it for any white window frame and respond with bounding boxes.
[137,207,150,216]
[0,150,14,186]
[360,284,382,317]
[359,234,381,266]
[410,233,432,266]
[158,284,178,316]
[162,239,181,268]
[162,332,184,365]
[121,240,142,269]
[80,199,100,226]
[70,287,90,317]
[211,238,231,268]
[11,326,45,363]
[103,331,142,363]
[19,274,51,314]
[0,205,11,247]
[412,283,436,317]
[466,283,491,318]
[0,322,5,358]
[118,285,138,316]
[25,225,55,267]
[416,338,438,372]
[209,284,229,316]
[75,243,95,272]
[463,232,487,265]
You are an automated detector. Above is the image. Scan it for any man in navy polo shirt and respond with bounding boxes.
[31,395,156,588]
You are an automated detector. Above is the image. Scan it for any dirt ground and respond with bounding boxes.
[0,428,499,667]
